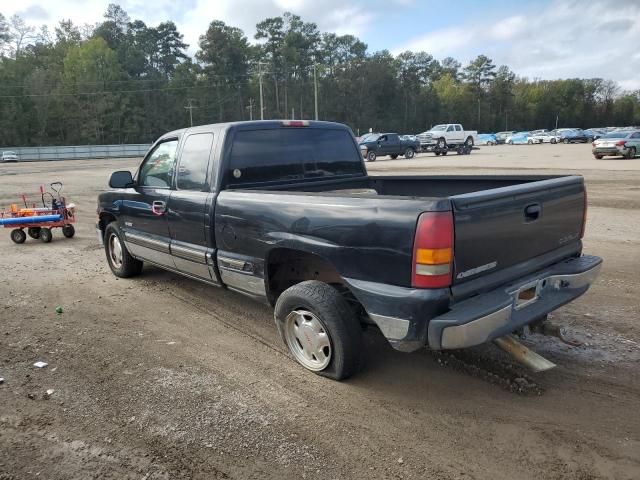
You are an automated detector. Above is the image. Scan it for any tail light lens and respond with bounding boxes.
[615,140,626,146]
[580,189,588,239]
[412,211,454,288]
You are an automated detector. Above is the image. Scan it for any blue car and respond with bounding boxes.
[506,132,530,145]
[478,133,498,145]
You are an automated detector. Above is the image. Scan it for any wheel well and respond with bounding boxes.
[266,249,345,306]
[98,212,117,237]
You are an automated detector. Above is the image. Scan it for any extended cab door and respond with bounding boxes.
[167,130,219,283]
[122,139,178,268]
[452,125,465,143]
[386,134,401,154]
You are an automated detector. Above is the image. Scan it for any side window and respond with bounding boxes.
[138,140,178,188]
[177,133,214,191]
[455,125,462,131]
[632,132,640,139]
[379,135,387,142]
[447,125,454,132]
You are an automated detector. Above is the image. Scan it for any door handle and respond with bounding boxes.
[152,200,167,216]
[524,203,541,222]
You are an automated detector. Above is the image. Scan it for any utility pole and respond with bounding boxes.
[184,99,197,127]
[477,99,481,126]
[505,110,508,131]
[258,62,266,120]
[246,98,254,120]
[313,63,319,121]
[555,114,559,131]
[291,107,295,119]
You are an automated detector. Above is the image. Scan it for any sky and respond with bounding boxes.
[3,0,640,90]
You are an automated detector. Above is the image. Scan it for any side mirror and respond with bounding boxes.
[109,170,135,188]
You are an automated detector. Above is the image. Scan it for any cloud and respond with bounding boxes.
[395,0,640,90]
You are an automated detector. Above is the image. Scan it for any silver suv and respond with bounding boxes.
[1,151,19,162]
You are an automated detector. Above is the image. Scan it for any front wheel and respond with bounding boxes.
[10,229,26,244]
[404,148,415,159]
[563,138,570,144]
[274,281,363,380]
[366,151,376,162]
[551,138,557,144]
[594,154,603,159]
[104,223,143,278]
[390,154,398,160]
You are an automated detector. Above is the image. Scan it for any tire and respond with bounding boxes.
[551,138,557,144]
[465,136,474,147]
[594,154,603,160]
[437,138,447,149]
[441,150,448,155]
[274,280,363,380]
[62,224,75,238]
[627,147,636,159]
[435,151,441,156]
[10,229,26,244]
[40,228,53,243]
[404,148,415,159]
[390,154,398,160]
[528,139,533,145]
[27,227,41,239]
[366,151,376,162]
[104,222,143,278]
[508,140,513,145]
[563,138,569,144]
[456,146,464,155]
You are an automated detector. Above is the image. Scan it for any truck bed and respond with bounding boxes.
[221,174,585,298]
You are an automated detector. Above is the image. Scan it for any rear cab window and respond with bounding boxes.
[226,127,363,186]
[177,133,214,191]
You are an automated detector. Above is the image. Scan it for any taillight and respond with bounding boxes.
[580,189,587,239]
[412,211,454,288]
[615,140,626,146]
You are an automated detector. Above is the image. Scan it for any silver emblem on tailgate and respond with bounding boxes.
[456,261,498,279]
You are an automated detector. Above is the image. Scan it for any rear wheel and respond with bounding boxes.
[627,147,636,159]
[366,151,376,162]
[404,148,415,159]
[465,136,474,147]
[551,138,557,144]
[528,139,534,144]
[275,280,363,380]
[40,228,53,243]
[563,138,570,144]
[390,154,398,160]
[62,224,75,238]
[434,151,441,156]
[27,227,41,239]
[10,229,26,244]
[104,222,143,278]
[437,138,447,149]
[594,154,603,160]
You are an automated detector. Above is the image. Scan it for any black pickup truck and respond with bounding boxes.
[358,132,420,162]
[97,120,601,380]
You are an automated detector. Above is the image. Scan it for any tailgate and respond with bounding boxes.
[451,176,585,287]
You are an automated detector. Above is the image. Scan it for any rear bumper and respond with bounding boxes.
[344,254,601,352]
[428,255,602,349]
[592,147,626,156]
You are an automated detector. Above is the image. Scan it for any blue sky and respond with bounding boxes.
[4,0,640,89]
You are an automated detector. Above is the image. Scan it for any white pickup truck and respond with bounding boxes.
[417,124,479,153]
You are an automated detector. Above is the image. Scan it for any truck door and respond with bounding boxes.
[376,135,389,155]
[122,139,178,268]
[167,131,219,283]
[387,134,400,154]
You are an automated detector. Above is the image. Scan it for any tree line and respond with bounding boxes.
[1,4,639,147]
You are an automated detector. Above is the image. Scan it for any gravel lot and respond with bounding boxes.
[1,143,639,479]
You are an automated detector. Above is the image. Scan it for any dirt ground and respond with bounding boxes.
[1,143,639,479]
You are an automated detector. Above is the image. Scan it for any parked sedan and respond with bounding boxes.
[506,132,530,145]
[592,130,640,159]
[0,151,19,162]
[529,131,561,144]
[495,131,515,144]
[557,128,592,143]
[478,133,498,145]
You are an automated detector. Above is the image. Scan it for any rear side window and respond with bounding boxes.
[139,140,178,188]
[177,133,214,191]
[227,128,362,185]
[455,125,462,131]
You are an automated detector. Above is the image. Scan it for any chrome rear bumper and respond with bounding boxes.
[428,255,602,350]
